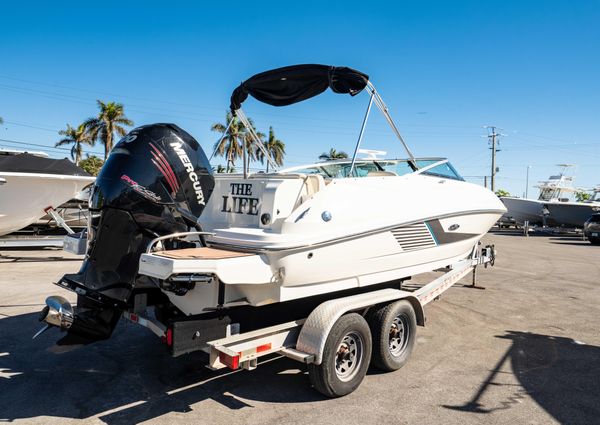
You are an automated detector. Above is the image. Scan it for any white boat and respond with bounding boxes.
[139,160,505,314]
[543,186,600,227]
[501,165,577,225]
[135,65,506,314]
[0,149,95,236]
[38,65,505,346]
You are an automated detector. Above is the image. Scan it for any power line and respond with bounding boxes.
[0,137,104,157]
[4,120,60,133]
[0,75,491,134]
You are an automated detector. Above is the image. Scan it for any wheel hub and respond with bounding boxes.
[389,316,408,356]
[335,332,363,382]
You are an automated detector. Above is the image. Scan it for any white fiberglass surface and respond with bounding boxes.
[0,173,94,236]
[202,172,506,249]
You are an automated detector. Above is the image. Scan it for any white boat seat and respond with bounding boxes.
[367,171,397,177]
[298,174,325,205]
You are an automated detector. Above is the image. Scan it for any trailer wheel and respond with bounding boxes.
[308,313,372,397]
[368,300,417,372]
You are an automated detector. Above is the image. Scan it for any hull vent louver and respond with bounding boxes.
[391,222,436,251]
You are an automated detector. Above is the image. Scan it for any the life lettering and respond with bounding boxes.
[221,183,260,215]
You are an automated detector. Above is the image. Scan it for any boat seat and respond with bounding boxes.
[298,174,325,205]
[367,171,397,177]
[305,174,324,196]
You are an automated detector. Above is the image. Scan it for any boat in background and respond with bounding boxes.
[544,186,600,228]
[500,164,577,226]
[0,149,95,236]
[30,186,92,233]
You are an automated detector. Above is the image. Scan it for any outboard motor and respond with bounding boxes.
[38,124,214,344]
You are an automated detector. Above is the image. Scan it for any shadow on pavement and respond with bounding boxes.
[549,241,594,247]
[444,330,600,424]
[0,312,324,424]
[0,253,81,263]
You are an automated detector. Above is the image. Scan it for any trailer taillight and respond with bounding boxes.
[166,328,173,346]
[217,343,273,370]
[219,352,240,370]
[256,343,272,353]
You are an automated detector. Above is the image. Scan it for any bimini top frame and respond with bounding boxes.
[223,64,417,176]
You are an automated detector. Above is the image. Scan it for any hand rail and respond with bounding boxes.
[146,231,216,253]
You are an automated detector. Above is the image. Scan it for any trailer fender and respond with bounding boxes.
[403,296,425,326]
[296,288,424,365]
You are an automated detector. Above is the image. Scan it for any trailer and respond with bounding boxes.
[119,242,496,397]
[0,207,76,249]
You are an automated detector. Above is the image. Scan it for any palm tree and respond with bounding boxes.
[319,148,348,161]
[211,112,264,174]
[211,112,245,173]
[256,126,285,172]
[84,100,133,160]
[56,123,95,165]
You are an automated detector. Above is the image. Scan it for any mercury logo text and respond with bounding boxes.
[170,142,205,205]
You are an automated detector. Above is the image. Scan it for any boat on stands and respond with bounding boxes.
[543,186,600,228]
[0,149,95,236]
[501,164,577,226]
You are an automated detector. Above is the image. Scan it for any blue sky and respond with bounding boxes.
[1,0,599,196]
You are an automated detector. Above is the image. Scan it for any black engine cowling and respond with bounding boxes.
[57,123,214,342]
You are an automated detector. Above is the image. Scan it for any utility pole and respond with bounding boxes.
[484,126,503,192]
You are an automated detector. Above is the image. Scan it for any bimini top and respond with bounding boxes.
[230,64,369,112]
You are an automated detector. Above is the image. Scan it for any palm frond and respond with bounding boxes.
[211,123,226,132]
[55,137,74,147]
[114,117,134,126]
[114,125,129,137]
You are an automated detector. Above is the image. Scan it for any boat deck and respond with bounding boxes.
[154,247,252,260]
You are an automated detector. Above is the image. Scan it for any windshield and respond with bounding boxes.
[539,187,563,201]
[284,158,463,180]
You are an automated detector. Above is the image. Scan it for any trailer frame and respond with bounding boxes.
[124,243,496,374]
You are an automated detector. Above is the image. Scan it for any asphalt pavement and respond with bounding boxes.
[1,231,599,425]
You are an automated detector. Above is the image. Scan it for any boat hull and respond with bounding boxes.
[141,210,501,315]
[544,202,600,228]
[139,171,505,315]
[0,172,95,236]
[501,197,544,225]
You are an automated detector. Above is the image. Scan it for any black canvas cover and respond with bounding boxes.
[0,153,91,176]
[230,64,369,112]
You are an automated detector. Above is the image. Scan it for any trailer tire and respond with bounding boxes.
[368,300,416,372]
[308,313,372,398]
